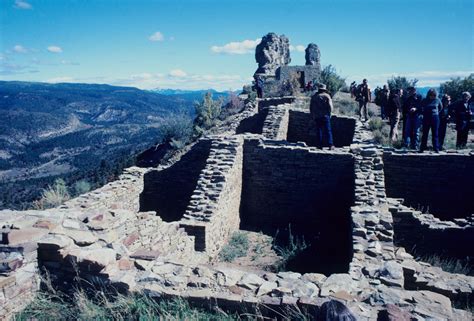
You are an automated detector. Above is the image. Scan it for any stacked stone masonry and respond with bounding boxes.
[1,97,473,320]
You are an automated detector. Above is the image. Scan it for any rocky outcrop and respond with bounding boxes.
[254,33,290,75]
[305,43,320,68]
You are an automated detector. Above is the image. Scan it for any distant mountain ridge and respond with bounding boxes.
[150,88,233,102]
[0,81,197,209]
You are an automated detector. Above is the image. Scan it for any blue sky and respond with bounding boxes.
[1,0,473,90]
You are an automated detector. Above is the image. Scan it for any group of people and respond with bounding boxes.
[377,85,473,152]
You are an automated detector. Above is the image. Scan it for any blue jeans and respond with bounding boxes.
[315,116,334,148]
[420,114,439,152]
[438,117,448,149]
[404,115,422,149]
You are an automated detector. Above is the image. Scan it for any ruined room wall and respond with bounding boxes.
[180,137,243,256]
[390,204,474,259]
[240,139,354,273]
[139,139,212,222]
[0,238,40,319]
[257,97,295,111]
[241,139,354,230]
[286,110,356,147]
[262,105,289,140]
[236,108,268,135]
[384,153,474,220]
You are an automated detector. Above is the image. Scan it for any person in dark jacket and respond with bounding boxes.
[439,94,452,150]
[452,91,472,148]
[356,79,371,122]
[420,88,443,152]
[380,84,389,120]
[402,87,422,149]
[387,88,402,143]
[254,75,264,98]
[310,84,334,149]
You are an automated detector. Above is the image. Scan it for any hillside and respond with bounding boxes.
[0,81,207,209]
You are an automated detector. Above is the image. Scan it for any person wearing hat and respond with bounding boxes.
[452,91,472,148]
[310,83,334,150]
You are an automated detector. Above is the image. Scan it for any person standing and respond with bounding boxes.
[452,92,472,148]
[356,79,371,122]
[380,84,389,119]
[439,94,452,150]
[420,88,442,153]
[310,84,334,150]
[402,87,422,149]
[350,81,357,98]
[254,75,264,98]
[387,88,402,144]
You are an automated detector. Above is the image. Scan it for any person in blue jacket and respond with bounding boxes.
[420,88,443,153]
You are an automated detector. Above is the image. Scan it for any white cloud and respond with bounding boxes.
[348,70,474,88]
[13,45,28,53]
[211,39,261,55]
[14,0,32,9]
[289,45,305,52]
[47,46,63,53]
[149,31,164,42]
[168,69,187,78]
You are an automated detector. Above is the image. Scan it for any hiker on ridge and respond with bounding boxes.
[380,84,390,120]
[356,79,371,122]
[387,88,402,144]
[452,91,472,149]
[402,87,422,150]
[439,94,452,150]
[310,83,334,150]
[254,75,264,98]
[419,88,442,153]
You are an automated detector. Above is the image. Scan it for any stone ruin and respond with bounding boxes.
[1,94,473,320]
[1,38,474,320]
[255,33,322,98]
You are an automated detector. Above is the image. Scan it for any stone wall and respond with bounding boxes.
[276,65,321,87]
[261,105,289,140]
[287,110,356,147]
[0,219,42,319]
[383,152,474,220]
[180,136,243,256]
[389,201,474,259]
[63,167,148,212]
[257,97,295,111]
[139,140,212,222]
[240,139,354,274]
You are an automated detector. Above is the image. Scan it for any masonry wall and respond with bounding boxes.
[180,137,243,256]
[384,153,474,220]
[390,205,474,260]
[287,110,356,147]
[0,242,39,319]
[139,140,212,222]
[240,139,354,274]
